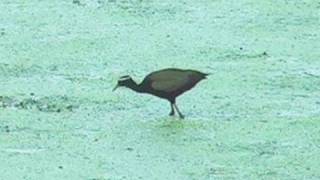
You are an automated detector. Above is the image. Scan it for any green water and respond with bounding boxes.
[0,0,320,179]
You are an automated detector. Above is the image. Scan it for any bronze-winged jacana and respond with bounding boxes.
[113,68,209,119]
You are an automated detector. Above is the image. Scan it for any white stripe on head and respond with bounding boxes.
[119,75,131,81]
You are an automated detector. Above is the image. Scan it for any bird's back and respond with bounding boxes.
[141,68,208,96]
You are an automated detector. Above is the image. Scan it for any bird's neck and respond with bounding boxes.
[126,80,145,93]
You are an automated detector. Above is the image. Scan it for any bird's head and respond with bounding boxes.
[112,75,134,91]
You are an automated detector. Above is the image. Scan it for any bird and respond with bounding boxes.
[113,68,210,119]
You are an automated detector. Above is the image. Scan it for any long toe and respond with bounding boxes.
[179,114,185,119]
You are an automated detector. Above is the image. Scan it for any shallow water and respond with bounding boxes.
[0,0,320,179]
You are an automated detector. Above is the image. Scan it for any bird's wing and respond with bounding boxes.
[150,75,190,93]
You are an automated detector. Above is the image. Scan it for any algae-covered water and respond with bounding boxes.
[0,0,320,179]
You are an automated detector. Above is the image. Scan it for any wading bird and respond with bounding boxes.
[113,68,209,119]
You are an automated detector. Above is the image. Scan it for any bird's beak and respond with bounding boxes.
[112,84,119,91]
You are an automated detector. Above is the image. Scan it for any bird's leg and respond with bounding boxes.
[173,103,184,119]
[169,103,175,116]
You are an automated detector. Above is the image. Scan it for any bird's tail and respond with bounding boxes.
[202,72,211,78]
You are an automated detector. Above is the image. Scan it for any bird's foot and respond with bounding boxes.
[169,112,175,116]
[178,114,185,119]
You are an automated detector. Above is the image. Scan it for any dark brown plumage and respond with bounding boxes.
[113,68,209,119]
